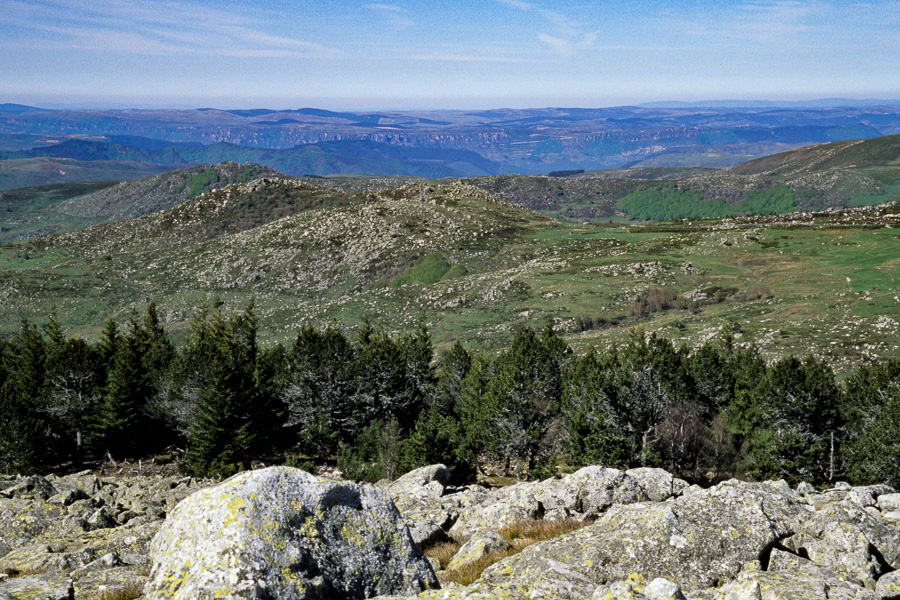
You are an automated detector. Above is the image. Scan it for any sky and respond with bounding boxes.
[1,0,899,110]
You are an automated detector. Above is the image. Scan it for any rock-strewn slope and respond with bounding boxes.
[1,465,898,600]
[0,470,210,599]
[382,466,900,600]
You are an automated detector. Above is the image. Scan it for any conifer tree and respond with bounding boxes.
[44,337,101,465]
[399,319,436,419]
[744,356,842,484]
[455,352,492,472]
[353,326,415,431]
[283,324,357,455]
[96,317,151,458]
[0,319,51,470]
[180,303,259,475]
[434,340,471,415]
[483,325,570,475]
[562,352,633,468]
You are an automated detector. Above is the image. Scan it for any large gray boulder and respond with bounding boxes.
[0,572,73,600]
[625,468,689,503]
[143,466,438,600]
[449,467,648,538]
[476,478,807,594]
[388,465,453,548]
[783,500,900,588]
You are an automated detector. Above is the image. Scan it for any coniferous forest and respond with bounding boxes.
[1,300,898,489]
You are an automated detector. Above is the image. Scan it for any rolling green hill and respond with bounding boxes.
[726,134,900,176]
[0,157,168,190]
[2,174,898,374]
[0,138,500,182]
[0,163,287,242]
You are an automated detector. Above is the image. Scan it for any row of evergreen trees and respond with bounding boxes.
[1,302,898,487]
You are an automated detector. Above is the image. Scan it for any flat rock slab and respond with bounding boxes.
[0,572,73,600]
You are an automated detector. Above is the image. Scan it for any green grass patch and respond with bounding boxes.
[390,253,452,288]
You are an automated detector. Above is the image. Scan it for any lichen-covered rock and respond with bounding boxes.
[879,494,900,513]
[449,467,647,538]
[0,542,100,574]
[786,501,900,580]
[644,578,687,600]
[560,467,649,517]
[796,482,816,496]
[876,571,900,600]
[72,565,148,600]
[845,485,895,510]
[478,478,807,594]
[783,501,900,588]
[713,567,880,600]
[387,465,453,549]
[143,466,438,600]
[626,468,689,503]
[716,576,762,600]
[884,511,900,528]
[375,588,529,600]
[0,571,73,600]
[389,465,449,501]
[449,485,542,538]
[0,476,57,501]
[0,499,84,549]
[447,530,509,572]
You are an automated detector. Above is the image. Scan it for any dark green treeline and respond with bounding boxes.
[1,302,898,488]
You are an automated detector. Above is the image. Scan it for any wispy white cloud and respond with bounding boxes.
[365,3,415,30]
[0,0,343,58]
[411,53,544,64]
[675,0,830,45]
[493,0,598,58]
[494,0,536,10]
[537,34,574,58]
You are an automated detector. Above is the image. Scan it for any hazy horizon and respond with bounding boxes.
[3,0,899,110]
[6,97,900,114]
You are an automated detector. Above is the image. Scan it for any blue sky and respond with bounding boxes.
[2,0,899,109]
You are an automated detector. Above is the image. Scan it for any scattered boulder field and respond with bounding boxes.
[0,464,898,600]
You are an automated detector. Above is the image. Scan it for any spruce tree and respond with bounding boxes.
[181,304,259,476]
[0,319,51,470]
[434,340,471,416]
[95,317,151,458]
[44,337,101,465]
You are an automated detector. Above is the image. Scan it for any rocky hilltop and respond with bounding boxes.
[1,465,899,599]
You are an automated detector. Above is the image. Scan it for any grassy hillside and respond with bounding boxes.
[0,157,168,190]
[726,134,900,176]
[0,163,286,242]
[2,175,898,374]
[1,138,500,180]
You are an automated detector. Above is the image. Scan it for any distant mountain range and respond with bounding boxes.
[639,99,900,109]
[3,103,900,178]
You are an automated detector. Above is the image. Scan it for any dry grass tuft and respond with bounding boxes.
[499,517,587,546]
[429,517,591,587]
[81,582,145,600]
[442,549,517,586]
[424,540,463,571]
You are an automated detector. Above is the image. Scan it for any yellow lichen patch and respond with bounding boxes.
[222,496,247,527]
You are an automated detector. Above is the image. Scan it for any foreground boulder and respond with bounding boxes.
[143,466,438,600]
